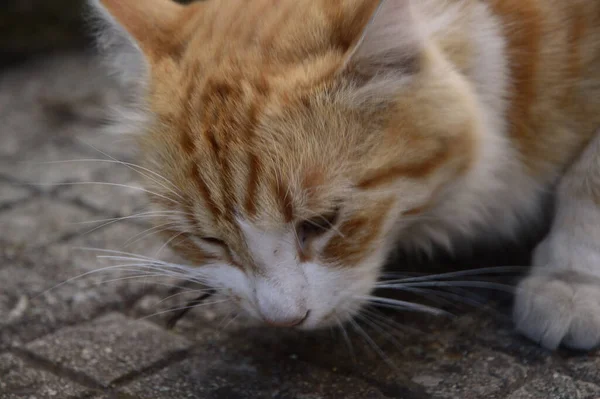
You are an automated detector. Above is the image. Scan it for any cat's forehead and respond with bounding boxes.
[180,0,378,65]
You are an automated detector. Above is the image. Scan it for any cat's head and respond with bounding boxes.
[91,0,480,328]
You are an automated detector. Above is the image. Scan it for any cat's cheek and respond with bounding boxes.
[298,258,382,330]
[198,263,254,305]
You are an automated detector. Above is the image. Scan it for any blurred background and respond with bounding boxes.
[1,0,89,67]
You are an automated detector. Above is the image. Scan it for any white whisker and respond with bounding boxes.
[124,222,184,247]
[378,280,515,293]
[380,266,526,284]
[155,231,187,257]
[335,314,356,363]
[75,140,187,201]
[31,181,180,205]
[155,288,214,306]
[357,295,453,317]
[137,299,229,321]
[348,317,399,373]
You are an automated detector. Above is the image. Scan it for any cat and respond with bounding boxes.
[89,0,600,351]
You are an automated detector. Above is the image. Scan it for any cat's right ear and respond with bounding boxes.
[87,0,189,86]
[340,0,424,77]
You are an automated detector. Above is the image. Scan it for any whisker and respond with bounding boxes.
[74,247,173,263]
[29,158,185,201]
[155,288,214,306]
[376,285,504,320]
[378,281,516,293]
[73,210,192,225]
[357,295,453,317]
[335,314,356,363]
[379,266,526,284]
[356,312,404,353]
[29,181,180,205]
[220,312,241,331]
[155,231,187,257]
[348,317,400,373]
[138,300,228,322]
[360,307,423,336]
[92,274,198,291]
[123,222,184,247]
[75,141,187,201]
[77,212,187,238]
[32,263,193,300]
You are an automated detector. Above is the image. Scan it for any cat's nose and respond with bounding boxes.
[255,285,309,327]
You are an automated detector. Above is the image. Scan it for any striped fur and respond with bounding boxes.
[93,0,600,346]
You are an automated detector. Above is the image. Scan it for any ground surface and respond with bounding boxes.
[1,52,599,399]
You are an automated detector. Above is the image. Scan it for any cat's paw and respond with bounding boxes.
[513,272,600,351]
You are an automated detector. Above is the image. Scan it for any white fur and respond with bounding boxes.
[187,217,381,328]
[395,1,545,254]
[514,132,600,350]
[234,218,382,327]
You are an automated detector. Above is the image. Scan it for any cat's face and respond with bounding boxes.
[94,0,478,328]
[141,75,404,328]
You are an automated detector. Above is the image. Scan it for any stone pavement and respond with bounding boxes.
[1,52,599,399]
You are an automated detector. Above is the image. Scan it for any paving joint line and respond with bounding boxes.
[110,349,192,388]
[10,346,106,391]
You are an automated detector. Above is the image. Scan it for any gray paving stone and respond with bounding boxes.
[36,222,181,287]
[25,312,191,387]
[0,183,31,207]
[122,350,388,399]
[0,223,187,349]
[0,353,86,399]
[408,349,529,399]
[0,198,95,248]
[0,53,124,159]
[58,165,149,216]
[0,263,111,350]
[564,354,600,386]
[0,143,112,193]
[75,128,140,163]
[506,373,600,399]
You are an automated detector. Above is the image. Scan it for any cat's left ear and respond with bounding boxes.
[340,0,423,77]
[88,0,192,85]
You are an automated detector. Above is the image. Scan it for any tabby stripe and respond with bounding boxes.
[357,147,449,189]
[191,163,221,218]
[489,0,541,169]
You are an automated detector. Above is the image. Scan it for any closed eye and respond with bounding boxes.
[297,207,341,244]
[200,237,227,247]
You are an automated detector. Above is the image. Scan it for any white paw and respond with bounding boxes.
[513,272,600,351]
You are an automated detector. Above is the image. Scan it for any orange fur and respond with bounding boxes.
[94,0,600,332]
[96,0,600,264]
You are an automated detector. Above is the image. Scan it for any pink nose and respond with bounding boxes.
[263,310,309,328]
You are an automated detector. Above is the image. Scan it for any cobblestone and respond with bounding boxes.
[0,198,95,248]
[25,313,192,387]
[121,350,389,399]
[57,165,149,216]
[506,374,600,399]
[1,50,600,399]
[0,184,31,208]
[0,353,86,398]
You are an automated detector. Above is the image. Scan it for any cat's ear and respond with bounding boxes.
[87,0,188,85]
[341,0,423,77]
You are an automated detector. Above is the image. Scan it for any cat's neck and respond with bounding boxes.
[396,1,546,252]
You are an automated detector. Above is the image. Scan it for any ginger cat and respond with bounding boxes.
[90,0,600,351]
